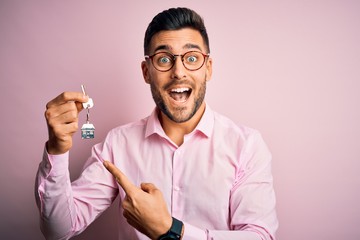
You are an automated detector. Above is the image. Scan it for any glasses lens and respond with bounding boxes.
[152,52,174,71]
[183,51,205,70]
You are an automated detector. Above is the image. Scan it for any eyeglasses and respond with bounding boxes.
[145,51,210,72]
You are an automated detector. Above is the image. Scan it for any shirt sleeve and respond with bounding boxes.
[228,130,278,239]
[34,142,119,240]
[182,131,278,240]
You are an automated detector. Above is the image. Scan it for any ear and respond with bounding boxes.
[141,60,150,84]
[205,57,213,82]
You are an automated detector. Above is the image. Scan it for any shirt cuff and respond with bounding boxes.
[182,222,207,240]
[42,145,69,176]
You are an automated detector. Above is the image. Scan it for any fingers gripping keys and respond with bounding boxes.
[80,85,95,139]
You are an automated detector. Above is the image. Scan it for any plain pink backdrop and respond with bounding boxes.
[1,1,359,239]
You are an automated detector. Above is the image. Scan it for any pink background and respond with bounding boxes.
[1,1,359,239]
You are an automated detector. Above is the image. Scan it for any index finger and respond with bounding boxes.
[103,160,137,195]
[46,92,88,108]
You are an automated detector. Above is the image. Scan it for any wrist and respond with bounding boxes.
[46,139,70,155]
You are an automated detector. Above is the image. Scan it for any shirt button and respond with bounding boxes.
[173,186,180,191]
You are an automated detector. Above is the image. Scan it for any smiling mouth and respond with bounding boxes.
[169,87,192,103]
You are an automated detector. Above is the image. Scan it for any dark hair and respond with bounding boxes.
[144,7,210,55]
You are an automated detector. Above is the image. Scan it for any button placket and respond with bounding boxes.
[171,148,183,217]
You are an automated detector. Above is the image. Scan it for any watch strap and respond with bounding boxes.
[158,217,183,240]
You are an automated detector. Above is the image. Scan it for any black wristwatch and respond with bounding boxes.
[158,217,183,240]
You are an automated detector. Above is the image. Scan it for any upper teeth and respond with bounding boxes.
[171,88,189,93]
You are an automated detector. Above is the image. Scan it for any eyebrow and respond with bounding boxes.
[153,43,203,53]
[183,43,202,51]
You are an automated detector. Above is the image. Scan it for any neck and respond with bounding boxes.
[159,102,206,146]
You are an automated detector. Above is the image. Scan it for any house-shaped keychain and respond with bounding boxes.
[81,122,95,139]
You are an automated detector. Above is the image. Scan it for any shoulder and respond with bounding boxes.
[212,110,259,140]
[210,110,271,170]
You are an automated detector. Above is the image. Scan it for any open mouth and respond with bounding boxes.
[169,87,192,103]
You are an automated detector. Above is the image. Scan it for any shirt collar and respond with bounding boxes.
[145,108,165,138]
[194,103,214,138]
[145,103,214,139]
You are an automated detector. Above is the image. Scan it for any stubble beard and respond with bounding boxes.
[150,79,207,123]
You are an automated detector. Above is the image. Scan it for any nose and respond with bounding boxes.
[171,55,186,79]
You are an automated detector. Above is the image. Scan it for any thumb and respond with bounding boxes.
[140,182,158,193]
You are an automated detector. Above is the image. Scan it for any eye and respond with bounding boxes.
[156,54,173,65]
[186,55,198,63]
[159,57,171,64]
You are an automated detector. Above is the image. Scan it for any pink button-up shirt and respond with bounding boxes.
[35,105,278,240]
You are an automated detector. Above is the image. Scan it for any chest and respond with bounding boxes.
[113,136,239,229]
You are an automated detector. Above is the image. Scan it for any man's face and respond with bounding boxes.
[142,28,212,123]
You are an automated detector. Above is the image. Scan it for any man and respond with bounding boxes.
[36,7,278,240]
